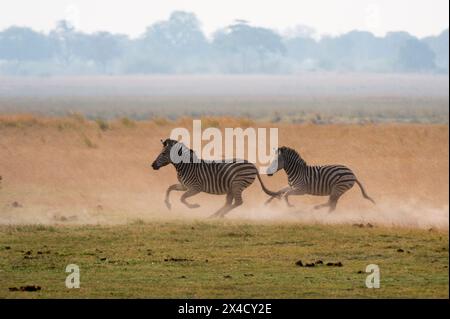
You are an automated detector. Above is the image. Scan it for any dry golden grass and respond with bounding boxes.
[0,115,448,228]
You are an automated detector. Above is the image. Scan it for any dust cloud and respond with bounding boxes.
[0,199,447,230]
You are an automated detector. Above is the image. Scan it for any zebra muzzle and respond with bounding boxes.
[151,162,160,170]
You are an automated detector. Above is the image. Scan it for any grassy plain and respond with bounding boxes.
[0,222,448,298]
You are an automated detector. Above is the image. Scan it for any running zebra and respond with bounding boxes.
[265,146,375,212]
[151,138,280,218]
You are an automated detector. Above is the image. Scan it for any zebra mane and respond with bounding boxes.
[180,143,199,160]
[163,138,199,162]
[280,146,307,166]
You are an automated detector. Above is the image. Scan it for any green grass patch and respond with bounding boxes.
[0,222,447,298]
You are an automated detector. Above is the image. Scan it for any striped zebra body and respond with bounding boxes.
[152,138,279,218]
[288,165,356,196]
[266,146,374,211]
[175,159,257,195]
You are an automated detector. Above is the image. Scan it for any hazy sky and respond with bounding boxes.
[0,0,448,38]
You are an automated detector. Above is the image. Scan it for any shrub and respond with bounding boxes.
[238,118,254,128]
[82,134,97,149]
[121,117,136,128]
[152,117,170,126]
[202,117,221,128]
[95,119,110,131]
[68,112,86,124]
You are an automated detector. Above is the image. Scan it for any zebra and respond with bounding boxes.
[151,138,280,218]
[264,146,375,212]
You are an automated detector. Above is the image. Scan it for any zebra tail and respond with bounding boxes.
[355,179,375,204]
[256,171,281,198]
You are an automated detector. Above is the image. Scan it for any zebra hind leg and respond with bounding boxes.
[284,194,295,208]
[209,192,234,218]
[217,181,248,218]
[327,188,346,212]
[211,181,250,218]
[328,197,339,212]
[264,196,276,206]
[264,186,291,206]
[315,184,349,212]
[219,190,244,218]
[314,193,342,212]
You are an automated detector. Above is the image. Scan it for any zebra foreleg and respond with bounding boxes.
[180,189,201,209]
[264,186,291,206]
[165,184,187,210]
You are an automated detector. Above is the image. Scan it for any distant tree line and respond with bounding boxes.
[0,11,448,75]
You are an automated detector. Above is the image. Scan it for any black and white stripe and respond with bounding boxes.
[151,138,279,218]
[265,146,375,211]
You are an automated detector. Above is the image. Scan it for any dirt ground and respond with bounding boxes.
[0,116,448,229]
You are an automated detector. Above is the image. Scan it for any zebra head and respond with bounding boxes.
[267,146,306,176]
[266,147,286,176]
[152,138,194,170]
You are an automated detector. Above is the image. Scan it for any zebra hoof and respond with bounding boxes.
[165,201,172,210]
[187,204,200,209]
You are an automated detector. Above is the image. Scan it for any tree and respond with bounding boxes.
[397,38,436,72]
[423,29,449,72]
[213,21,285,73]
[49,20,127,73]
[315,31,387,71]
[80,31,126,72]
[0,11,447,75]
[49,20,77,65]
[133,11,209,73]
[0,26,52,62]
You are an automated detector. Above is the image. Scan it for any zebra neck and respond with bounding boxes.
[284,159,307,178]
[172,148,200,172]
[172,156,202,172]
[173,161,191,173]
